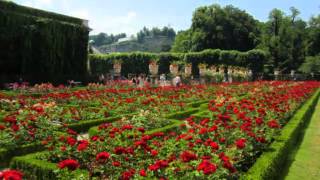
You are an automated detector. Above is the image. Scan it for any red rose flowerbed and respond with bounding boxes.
[1,81,320,179]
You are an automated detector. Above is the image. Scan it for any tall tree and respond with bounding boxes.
[188,4,259,52]
[259,8,307,72]
[171,30,192,52]
[307,15,320,56]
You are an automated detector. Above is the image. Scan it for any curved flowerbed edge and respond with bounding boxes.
[8,89,320,179]
[9,152,88,179]
[8,119,185,180]
[242,88,320,180]
[0,144,44,168]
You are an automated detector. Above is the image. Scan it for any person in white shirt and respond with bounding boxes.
[174,75,181,87]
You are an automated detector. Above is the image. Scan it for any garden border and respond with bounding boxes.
[9,119,185,179]
[10,152,88,179]
[242,89,320,180]
[0,143,44,168]
[8,89,320,179]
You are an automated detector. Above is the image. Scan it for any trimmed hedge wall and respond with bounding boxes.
[66,100,206,133]
[10,152,88,180]
[0,1,84,25]
[10,119,186,179]
[0,143,44,168]
[0,1,89,85]
[66,115,122,133]
[7,90,320,179]
[89,49,267,76]
[242,89,320,180]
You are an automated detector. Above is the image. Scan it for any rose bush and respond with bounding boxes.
[33,81,320,179]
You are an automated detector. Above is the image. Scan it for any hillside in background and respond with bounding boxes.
[89,26,176,53]
[98,36,174,53]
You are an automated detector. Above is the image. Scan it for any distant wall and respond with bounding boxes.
[89,49,267,76]
[0,1,90,86]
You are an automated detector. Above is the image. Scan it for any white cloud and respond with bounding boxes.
[90,11,140,35]
[20,0,52,8]
[17,0,141,35]
[69,9,90,20]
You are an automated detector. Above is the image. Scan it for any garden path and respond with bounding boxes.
[285,97,320,180]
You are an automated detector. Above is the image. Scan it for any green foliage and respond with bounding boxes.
[89,33,126,47]
[89,49,266,76]
[66,116,121,133]
[0,1,83,24]
[243,89,320,180]
[164,108,199,120]
[0,143,44,168]
[298,56,320,73]
[98,36,175,53]
[171,30,192,53]
[259,8,307,72]
[10,152,88,180]
[137,26,176,43]
[307,15,320,56]
[173,4,259,52]
[0,1,89,84]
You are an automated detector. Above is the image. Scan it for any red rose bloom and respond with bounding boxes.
[148,160,169,171]
[112,161,121,167]
[210,142,219,150]
[151,150,158,157]
[66,137,77,146]
[180,151,197,162]
[77,140,89,151]
[3,116,17,124]
[267,120,280,128]
[255,117,264,125]
[139,169,147,177]
[121,169,135,180]
[33,106,44,113]
[0,170,23,180]
[197,160,217,175]
[223,160,237,173]
[67,129,78,135]
[235,138,246,149]
[58,159,80,171]
[114,147,126,155]
[0,124,6,130]
[91,136,99,141]
[11,124,19,132]
[96,152,110,163]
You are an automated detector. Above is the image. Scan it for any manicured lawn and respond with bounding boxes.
[285,98,320,180]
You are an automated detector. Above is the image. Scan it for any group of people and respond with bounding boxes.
[98,73,182,87]
[131,75,146,87]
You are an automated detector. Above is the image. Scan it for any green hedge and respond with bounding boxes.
[89,49,267,76]
[164,108,199,120]
[88,119,183,137]
[145,120,184,135]
[0,143,44,168]
[9,119,184,179]
[0,1,84,25]
[88,107,201,137]
[10,152,88,180]
[0,1,89,85]
[66,100,206,133]
[242,89,320,180]
[187,100,208,108]
[66,116,122,133]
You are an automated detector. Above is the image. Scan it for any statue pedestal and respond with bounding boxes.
[114,73,121,80]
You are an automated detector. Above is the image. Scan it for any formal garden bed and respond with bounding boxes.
[0,81,318,179]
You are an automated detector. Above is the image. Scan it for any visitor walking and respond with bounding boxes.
[160,74,166,86]
[173,75,181,87]
[138,75,144,88]
[99,74,105,84]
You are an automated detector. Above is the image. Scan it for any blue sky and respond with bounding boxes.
[12,0,320,35]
